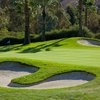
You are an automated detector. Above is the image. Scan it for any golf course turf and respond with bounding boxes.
[0,37,100,100]
[0,62,95,89]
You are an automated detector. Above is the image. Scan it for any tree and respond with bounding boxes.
[78,0,83,36]
[8,0,37,45]
[0,0,9,8]
[83,0,95,27]
[35,0,59,41]
[88,12,100,33]
[30,0,70,35]
[41,5,46,41]
[55,2,71,29]
[66,4,76,25]
[24,0,30,45]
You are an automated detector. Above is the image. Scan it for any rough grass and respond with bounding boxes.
[0,37,100,100]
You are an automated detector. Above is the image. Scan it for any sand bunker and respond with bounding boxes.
[0,62,38,88]
[77,39,100,47]
[0,62,95,89]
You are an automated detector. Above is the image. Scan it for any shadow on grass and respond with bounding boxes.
[0,38,65,53]
[0,45,23,52]
[19,39,65,53]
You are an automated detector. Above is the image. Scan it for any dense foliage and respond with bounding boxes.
[0,0,100,45]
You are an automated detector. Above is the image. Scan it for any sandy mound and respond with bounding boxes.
[77,39,100,47]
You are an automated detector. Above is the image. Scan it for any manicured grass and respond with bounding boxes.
[0,37,100,100]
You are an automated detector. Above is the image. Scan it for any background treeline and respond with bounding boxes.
[0,0,100,45]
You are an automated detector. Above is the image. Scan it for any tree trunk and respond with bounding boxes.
[85,6,88,27]
[41,6,46,41]
[24,0,30,45]
[78,0,83,36]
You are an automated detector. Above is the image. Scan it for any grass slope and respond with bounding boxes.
[0,37,100,100]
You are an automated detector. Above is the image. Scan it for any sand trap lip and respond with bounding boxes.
[77,39,100,47]
[0,62,95,89]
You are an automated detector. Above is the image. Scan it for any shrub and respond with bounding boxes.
[82,27,94,38]
[44,25,94,40]
[0,37,23,46]
[0,25,94,45]
[0,28,24,40]
[95,33,100,39]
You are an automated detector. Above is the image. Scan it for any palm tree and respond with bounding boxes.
[83,0,95,27]
[9,0,31,45]
[24,0,30,45]
[42,5,46,41]
[35,0,59,41]
[84,0,88,27]
[78,0,83,36]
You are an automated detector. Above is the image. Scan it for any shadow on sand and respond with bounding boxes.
[8,71,95,89]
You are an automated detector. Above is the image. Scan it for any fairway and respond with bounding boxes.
[0,38,100,67]
[0,37,100,100]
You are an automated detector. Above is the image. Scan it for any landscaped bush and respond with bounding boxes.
[44,25,94,40]
[0,25,94,45]
[0,37,23,46]
[82,27,94,38]
[95,33,100,39]
[0,28,24,40]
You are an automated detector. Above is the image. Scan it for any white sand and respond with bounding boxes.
[0,62,38,88]
[77,39,100,47]
[0,62,95,89]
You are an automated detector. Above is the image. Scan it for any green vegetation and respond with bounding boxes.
[0,0,100,100]
[0,0,100,45]
[0,26,94,46]
[0,37,100,99]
